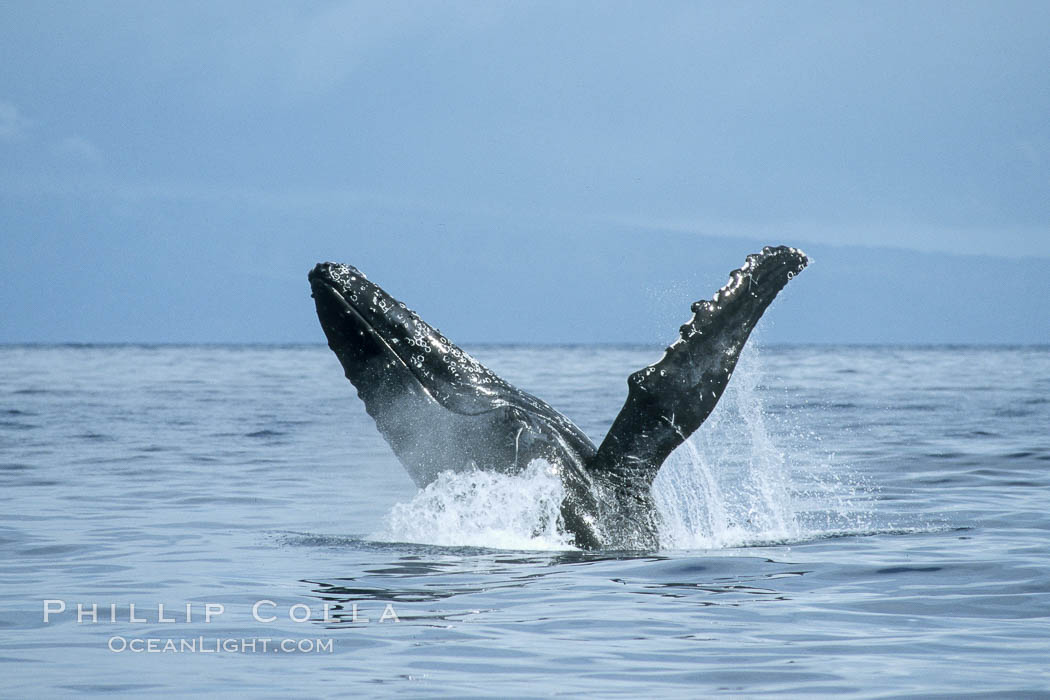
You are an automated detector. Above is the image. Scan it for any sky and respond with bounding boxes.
[1,1,1048,344]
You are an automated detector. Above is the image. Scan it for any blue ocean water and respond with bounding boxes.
[1,344,1048,697]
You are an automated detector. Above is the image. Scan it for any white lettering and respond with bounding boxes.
[77,603,97,624]
[288,604,311,623]
[204,603,224,623]
[379,604,400,623]
[252,600,277,623]
[43,599,65,622]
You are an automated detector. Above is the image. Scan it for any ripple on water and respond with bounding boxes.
[1,345,1049,697]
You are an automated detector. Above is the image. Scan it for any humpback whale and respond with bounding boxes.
[309,246,808,549]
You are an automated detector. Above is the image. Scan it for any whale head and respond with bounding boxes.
[308,262,598,494]
[309,262,511,417]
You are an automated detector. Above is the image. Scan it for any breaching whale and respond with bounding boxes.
[309,246,808,549]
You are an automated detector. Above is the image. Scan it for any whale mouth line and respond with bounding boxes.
[311,276,416,376]
[310,273,452,408]
[310,276,372,334]
[310,274,359,316]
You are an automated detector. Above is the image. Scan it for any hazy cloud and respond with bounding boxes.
[604,214,1050,261]
[0,100,30,142]
[51,135,103,163]
[220,2,503,96]
[1,3,1049,342]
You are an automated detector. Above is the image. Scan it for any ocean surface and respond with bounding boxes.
[1,344,1048,698]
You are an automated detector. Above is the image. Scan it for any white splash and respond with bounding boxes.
[373,460,577,550]
[654,344,875,550]
[375,344,875,552]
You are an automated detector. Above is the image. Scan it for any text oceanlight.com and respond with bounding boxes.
[107,637,333,654]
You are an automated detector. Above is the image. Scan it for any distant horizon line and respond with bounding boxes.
[2,341,1048,350]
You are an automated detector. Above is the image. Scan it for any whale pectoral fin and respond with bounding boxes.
[587,246,809,488]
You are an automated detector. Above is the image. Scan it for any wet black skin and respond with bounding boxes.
[310,246,808,549]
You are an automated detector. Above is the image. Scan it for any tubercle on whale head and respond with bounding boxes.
[308,262,509,415]
[309,261,409,333]
[309,262,410,367]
